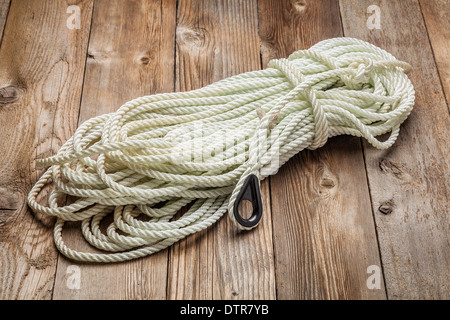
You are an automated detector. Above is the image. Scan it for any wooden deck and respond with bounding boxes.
[0,0,448,300]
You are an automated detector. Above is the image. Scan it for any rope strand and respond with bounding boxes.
[28,37,415,262]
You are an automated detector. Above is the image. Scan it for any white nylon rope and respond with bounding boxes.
[28,37,415,263]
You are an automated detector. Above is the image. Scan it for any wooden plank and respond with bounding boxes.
[167,0,276,299]
[0,0,10,42]
[339,0,450,299]
[0,0,93,299]
[258,0,386,299]
[52,0,177,299]
[0,0,10,103]
[419,0,450,109]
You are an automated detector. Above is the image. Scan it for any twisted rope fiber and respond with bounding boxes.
[28,38,415,263]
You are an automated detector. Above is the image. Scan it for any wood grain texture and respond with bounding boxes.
[419,0,450,109]
[167,0,276,299]
[0,0,9,42]
[339,0,450,299]
[258,0,386,299]
[52,0,177,300]
[0,0,93,299]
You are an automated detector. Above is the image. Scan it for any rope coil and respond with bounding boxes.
[28,37,415,262]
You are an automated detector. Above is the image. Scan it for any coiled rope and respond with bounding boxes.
[28,37,415,263]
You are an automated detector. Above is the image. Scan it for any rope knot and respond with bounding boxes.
[343,57,374,89]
